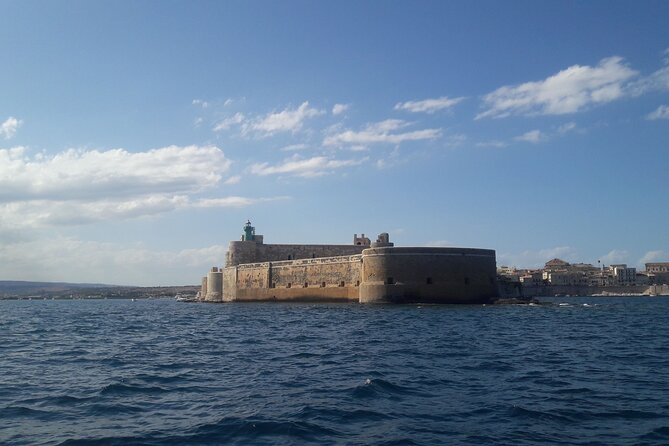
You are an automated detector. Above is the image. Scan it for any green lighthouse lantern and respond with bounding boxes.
[243,220,255,241]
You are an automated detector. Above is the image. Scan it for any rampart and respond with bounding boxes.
[223,255,362,302]
[359,247,498,304]
[226,241,367,267]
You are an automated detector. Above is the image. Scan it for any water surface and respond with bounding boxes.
[2,297,669,445]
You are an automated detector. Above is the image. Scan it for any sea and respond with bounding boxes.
[2,297,669,445]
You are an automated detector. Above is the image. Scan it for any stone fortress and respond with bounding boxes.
[200,221,499,304]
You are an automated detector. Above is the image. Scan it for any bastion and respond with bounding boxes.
[201,221,498,304]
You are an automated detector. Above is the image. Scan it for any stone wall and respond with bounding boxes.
[359,247,498,304]
[219,245,499,304]
[226,241,367,267]
[223,255,362,302]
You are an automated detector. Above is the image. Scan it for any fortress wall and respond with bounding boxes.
[205,268,223,302]
[226,241,366,267]
[359,247,498,304]
[223,255,362,302]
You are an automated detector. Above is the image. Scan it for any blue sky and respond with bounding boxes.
[1,1,668,285]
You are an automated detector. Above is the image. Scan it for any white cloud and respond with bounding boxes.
[599,249,629,265]
[332,103,349,115]
[476,140,508,148]
[498,246,579,269]
[0,145,273,228]
[224,175,242,185]
[628,66,669,96]
[477,57,638,119]
[646,105,669,120]
[394,96,465,114]
[1,117,23,139]
[249,155,367,178]
[213,112,246,131]
[192,196,289,208]
[248,101,324,135]
[640,250,666,265]
[0,236,229,286]
[514,129,545,143]
[192,99,209,108]
[223,98,234,107]
[280,143,309,152]
[323,119,441,146]
[557,122,577,133]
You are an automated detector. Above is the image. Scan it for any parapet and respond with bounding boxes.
[371,232,394,248]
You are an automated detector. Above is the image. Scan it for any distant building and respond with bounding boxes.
[646,262,669,285]
[646,262,669,273]
[611,264,636,285]
[544,258,571,271]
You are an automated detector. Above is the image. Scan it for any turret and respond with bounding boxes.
[243,220,255,241]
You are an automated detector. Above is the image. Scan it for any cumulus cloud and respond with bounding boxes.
[332,103,349,115]
[248,101,324,135]
[1,117,23,139]
[497,246,579,269]
[394,96,465,114]
[599,249,629,265]
[646,105,669,120]
[514,129,545,143]
[249,155,367,178]
[0,236,229,286]
[323,119,441,146]
[213,112,246,131]
[477,57,638,119]
[0,145,229,202]
[0,145,275,228]
[640,250,666,265]
[223,175,242,185]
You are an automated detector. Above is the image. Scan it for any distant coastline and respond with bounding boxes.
[0,281,198,300]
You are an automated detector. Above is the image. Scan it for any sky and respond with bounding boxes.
[1,0,668,286]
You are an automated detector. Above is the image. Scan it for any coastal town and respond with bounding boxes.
[497,259,669,296]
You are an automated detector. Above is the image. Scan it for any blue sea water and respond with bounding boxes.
[1,297,669,445]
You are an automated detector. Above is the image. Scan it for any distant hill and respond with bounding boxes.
[0,281,114,296]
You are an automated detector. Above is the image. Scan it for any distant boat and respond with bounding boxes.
[175,294,196,302]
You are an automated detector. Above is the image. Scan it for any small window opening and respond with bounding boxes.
[287,282,292,288]
[271,283,276,288]
[355,280,360,287]
[288,255,292,260]
[339,281,345,287]
[426,277,433,285]
[387,277,394,285]
[321,282,326,288]
[304,282,308,288]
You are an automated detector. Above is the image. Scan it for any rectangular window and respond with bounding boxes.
[387,277,394,285]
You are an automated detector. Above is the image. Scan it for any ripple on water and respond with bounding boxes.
[2,297,669,445]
